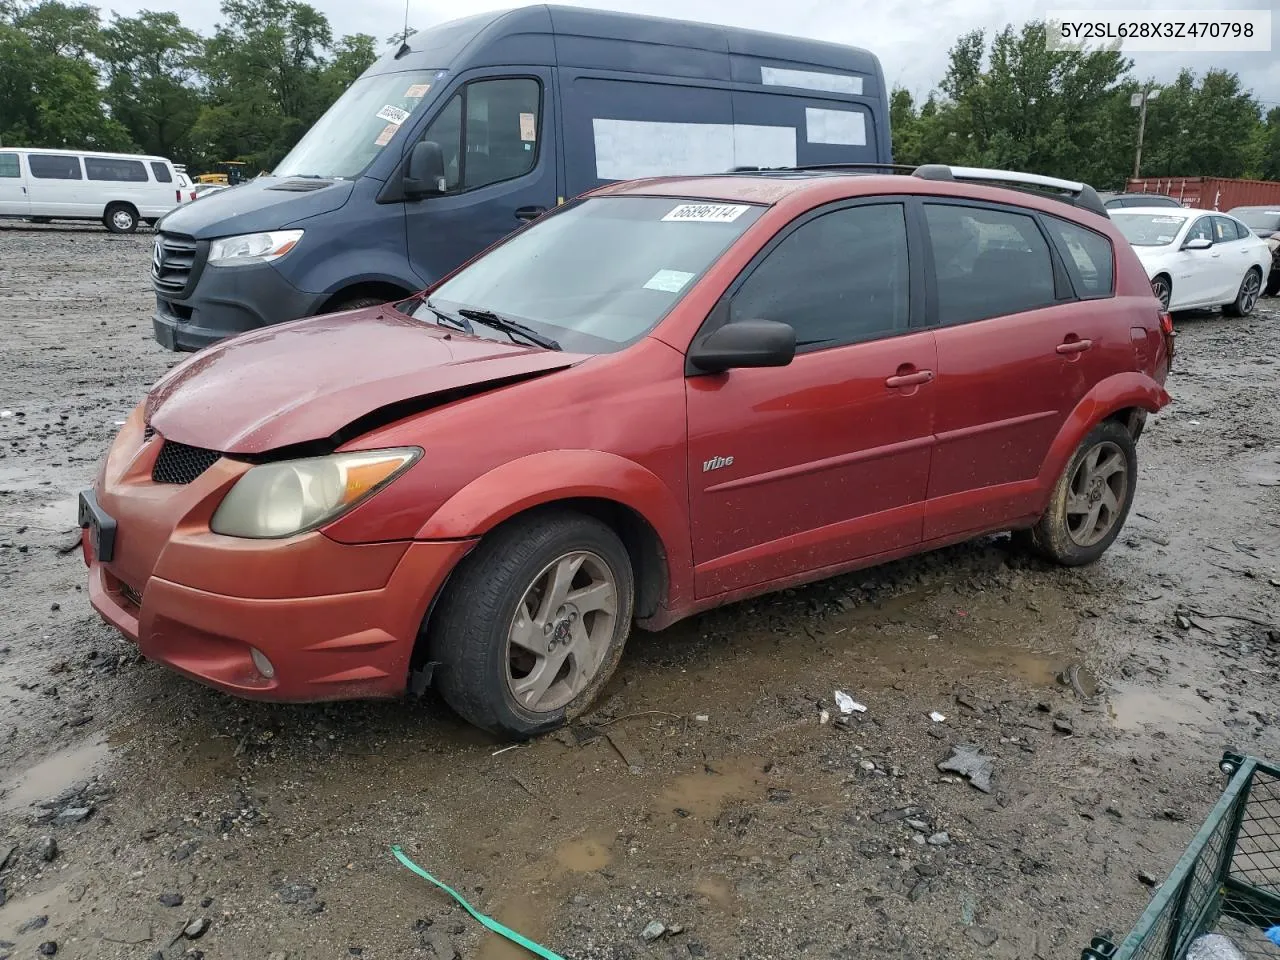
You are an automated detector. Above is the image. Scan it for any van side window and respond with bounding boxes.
[85,157,148,182]
[417,78,540,194]
[729,203,910,350]
[0,153,19,178]
[924,204,1056,325]
[150,162,173,183]
[1042,216,1114,297]
[28,154,82,180]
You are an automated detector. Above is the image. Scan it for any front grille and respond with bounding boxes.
[152,440,221,484]
[152,232,199,296]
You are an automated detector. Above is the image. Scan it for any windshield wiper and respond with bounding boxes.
[457,308,560,351]
[419,299,473,334]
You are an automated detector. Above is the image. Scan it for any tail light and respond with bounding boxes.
[1159,311,1174,337]
[189,191,196,201]
[175,189,181,203]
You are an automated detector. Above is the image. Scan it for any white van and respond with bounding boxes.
[0,148,185,233]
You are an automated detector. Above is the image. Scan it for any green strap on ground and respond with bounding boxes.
[391,845,566,960]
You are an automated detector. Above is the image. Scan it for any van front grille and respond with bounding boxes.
[152,233,199,297]
[151,440,221,485]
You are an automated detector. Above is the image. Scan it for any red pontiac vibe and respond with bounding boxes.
[81,165,1173,738]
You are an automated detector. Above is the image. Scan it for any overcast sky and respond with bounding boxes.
[104,0,1279,108]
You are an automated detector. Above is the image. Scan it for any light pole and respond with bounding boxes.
[1131,86,1161,180]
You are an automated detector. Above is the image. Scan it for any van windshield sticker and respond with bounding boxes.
[643,269,695,292]
[519,112,536,142]
[404,83,431,98]
[374,123,398,146]
[662,203,749,223]
[376,104,410,126]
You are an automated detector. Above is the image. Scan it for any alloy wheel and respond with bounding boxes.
[505,550,618,712]
[1065,440,1129,547]
[1152,277,1171,311]
[1239,271,1261,315]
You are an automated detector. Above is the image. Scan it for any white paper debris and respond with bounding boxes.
[0,410,13,418]
[930,712,947,723]
[834,690,867,715]
[695,714,709,722]
[819,709,830,725]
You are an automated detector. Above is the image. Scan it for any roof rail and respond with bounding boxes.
[725,162,1109,218]
[912,164,1109,218]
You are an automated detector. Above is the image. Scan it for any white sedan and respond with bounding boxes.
[1111,206,1271,315]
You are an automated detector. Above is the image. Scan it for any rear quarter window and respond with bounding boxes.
[150,162,173,183]
[1042,217,1115,298]
[28,154,82,180]
[0,153,19,178]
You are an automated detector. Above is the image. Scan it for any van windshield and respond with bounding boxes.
[1112,212,1188,246]
[420,196,765,354]
[274,70,440,180]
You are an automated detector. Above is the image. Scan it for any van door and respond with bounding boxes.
[403,69,558,286]
[25,153,86,217]
[0,152,29,216]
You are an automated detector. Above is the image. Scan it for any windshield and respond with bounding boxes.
[274,70,440,179]
[1231,209,1280,231]
[420,197,765,353]
[1112,213,1187,246]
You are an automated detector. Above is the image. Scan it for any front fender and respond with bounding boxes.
[416,450,693,611]
[1033,372,1170,513]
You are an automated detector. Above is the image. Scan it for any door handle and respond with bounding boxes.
[1056,339,1093,354]
[514,206,546,222]
[885,369,934,388]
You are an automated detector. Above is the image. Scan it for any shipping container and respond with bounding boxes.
[1125,176,1280,211]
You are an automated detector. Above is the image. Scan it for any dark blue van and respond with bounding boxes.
[151,5,891,351]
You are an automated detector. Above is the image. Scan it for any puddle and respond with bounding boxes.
[1108,683,1207,732]
[0,734,109,813]
[554,834,612,872]
[695,876,736,911]
[658,758,766,819]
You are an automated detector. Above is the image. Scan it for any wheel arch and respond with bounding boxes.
[415,450,693,622]
[1032,373,1169,515]
[318,280,415,313]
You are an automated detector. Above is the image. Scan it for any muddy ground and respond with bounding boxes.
[1,223,1278,960]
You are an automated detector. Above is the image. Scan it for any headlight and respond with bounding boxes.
[210,448,420,539]
[207,230,303,266]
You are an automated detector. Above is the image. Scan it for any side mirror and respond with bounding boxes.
[1183,237,1213,251]
[688,319,796,374]
[405,141,447,199]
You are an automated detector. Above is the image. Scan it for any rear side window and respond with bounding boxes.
[28,154,82,180]
[1042,217,1114,297]
[730,203,910,349]
[1212,216,1244,242]
[925,204,1056,326]
[150,162,173,183]
[0,153,19,178]
[85,157,148,182]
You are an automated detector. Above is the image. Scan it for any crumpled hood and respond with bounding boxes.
[145,308,584,454]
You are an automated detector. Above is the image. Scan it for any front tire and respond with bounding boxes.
[428,509,635,739]
[1223,268,1263,317]
[1028,421,1137,567]
[326,296,386,313]
[103,204,138,234]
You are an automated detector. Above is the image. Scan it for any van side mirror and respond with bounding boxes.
[1183,237,1213,251]
[405,141,447,199]
[688,320,796,374]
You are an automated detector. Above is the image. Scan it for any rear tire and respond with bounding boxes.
[103,203,138,234]
[29,216,52,224]
[1223,268,1263,317]
[1151,274,1172,311]
[1029,421,1137,567]
[428,509,635,739]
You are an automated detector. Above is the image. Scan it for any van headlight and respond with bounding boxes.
[208,230,303,266]
[211,448,420,538]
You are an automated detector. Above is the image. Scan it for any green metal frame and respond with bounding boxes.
[1081,752,1280,960]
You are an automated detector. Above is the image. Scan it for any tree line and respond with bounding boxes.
[2,1,1277,186]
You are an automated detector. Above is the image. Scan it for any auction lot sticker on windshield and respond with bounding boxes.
[376,104,411,126]
[404,83,432,98]
[374,123,398,146]
[1152,216,1184,223]
[662,203,749,223]
[643,269,695,293]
